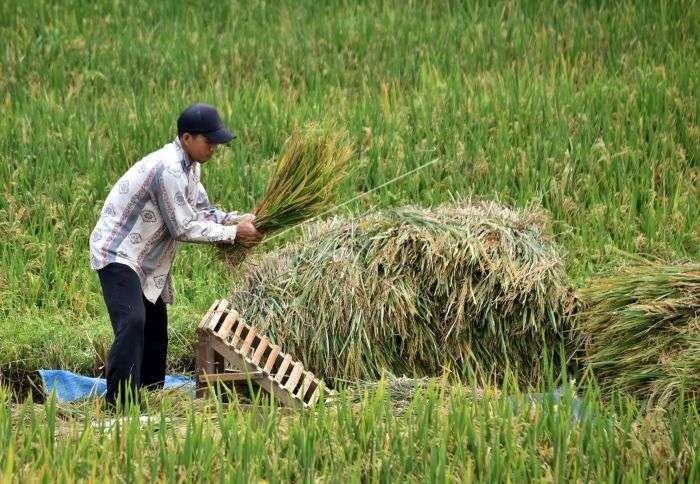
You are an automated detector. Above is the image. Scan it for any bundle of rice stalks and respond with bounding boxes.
[577,262,700,404]
[229,201,575,385]
[252,125,353,233]
[220,124,353,265]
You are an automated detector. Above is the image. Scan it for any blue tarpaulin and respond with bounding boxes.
[509,386,592,423]
[38,370,195,402]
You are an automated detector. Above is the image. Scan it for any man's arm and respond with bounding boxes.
[154,167,236,243]
[194,182,245,225]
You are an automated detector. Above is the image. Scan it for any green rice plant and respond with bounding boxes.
[228,201,576,385]
[0,1,698,476]
[577,262,700,404]
[1,375,699,482]
[340,371,494,414]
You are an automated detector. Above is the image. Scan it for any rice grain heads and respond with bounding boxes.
[229,202,575,385]
[578,262,700,404]
[253,124,353,234]
[219,124,353,266]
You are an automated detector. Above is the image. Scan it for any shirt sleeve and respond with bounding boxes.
[194,182,238,224]
[154,167,237,243]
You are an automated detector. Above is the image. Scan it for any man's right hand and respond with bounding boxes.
[235,219,263,248]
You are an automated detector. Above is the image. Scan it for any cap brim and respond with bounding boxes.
[203,127,236,144]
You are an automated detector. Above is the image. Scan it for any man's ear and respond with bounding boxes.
[181,132,192,145]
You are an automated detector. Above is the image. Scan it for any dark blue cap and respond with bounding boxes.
[177,103,236,144]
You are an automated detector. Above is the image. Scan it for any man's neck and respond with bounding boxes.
[174,137,195,167]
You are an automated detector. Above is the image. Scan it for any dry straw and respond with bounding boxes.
[578,262,700,404]
[229,201,576,385]
[341,373,488,414]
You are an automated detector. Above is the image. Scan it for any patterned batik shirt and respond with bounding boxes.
[90,137,242,304]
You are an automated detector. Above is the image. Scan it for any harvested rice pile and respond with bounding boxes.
[578,262,700,404]
[229,201,575,384]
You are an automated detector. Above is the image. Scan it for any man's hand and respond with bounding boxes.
[235,218,263,248]
[223,212,255,225]
[237,213,256,224]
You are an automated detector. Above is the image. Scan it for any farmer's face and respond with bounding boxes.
[181,133,219,162]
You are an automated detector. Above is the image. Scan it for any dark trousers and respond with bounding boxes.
[97,263,168,406]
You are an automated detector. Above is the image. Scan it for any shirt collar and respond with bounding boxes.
[173,136,194,170]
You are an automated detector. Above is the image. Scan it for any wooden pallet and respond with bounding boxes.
[195,299,325,408]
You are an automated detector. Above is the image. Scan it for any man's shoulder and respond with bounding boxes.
[139,141,178,165]
[134,142,184,176]
[142,142,192,193]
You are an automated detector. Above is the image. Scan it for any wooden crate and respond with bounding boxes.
[195,299,326,408]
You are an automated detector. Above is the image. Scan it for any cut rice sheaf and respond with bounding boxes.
[578,262,700,404]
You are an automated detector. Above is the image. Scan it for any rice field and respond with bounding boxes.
[2,378,700,482]
[1,0,699,480]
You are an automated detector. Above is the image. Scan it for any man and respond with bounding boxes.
[89,103,263,407]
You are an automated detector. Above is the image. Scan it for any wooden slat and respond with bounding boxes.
[297,372,314,400]
[284,362,304,392]
[207,337,302,408]
[274,355,292,383]
[230,319,246,347]
[216,310,239,339]
[199,371,264,383]
[209,337,256,373]
[239,327,257,356]
[251,337,269,365]
[198,300,220,329]
[207,299,229,332]
[208,299,227,331]
[224,320,241,345]
[263,346,280,373]
[307,386,321,406]
[195,331,215,398]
